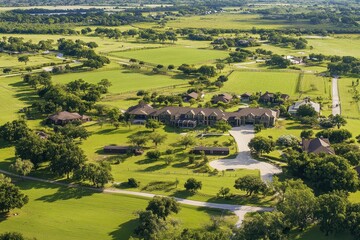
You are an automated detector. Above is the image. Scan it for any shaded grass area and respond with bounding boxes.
[338,77,360,119]
[0,179,235,240]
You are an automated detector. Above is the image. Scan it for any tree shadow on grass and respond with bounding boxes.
[140,163,168,172]
[108,219,138,240]
[36,186,98,203]
[170,190,196,199]
[135,158,157,165]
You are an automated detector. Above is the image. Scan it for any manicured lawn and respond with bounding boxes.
[110,46,228,66]
[0,180,235,240]
[50,68,188,95]
[0,76,36,124]
[0,53,62,70]
[338,77,360,119]
[223,70,300,96]
[298,74,330,100]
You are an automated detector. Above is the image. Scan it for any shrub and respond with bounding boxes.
[128,178,140,188]
[146,150,161,160]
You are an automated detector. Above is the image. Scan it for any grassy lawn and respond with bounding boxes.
[77,124,274,206]
[223,70,300,96]
[338,77,360,119]
[294,225,352,240]
[0,179,235,240]
[0,53,63,70]
[110,46,228,66]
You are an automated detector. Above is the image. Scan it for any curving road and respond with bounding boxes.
[0,169,272,227]
[209,126,282,183]
[332,77,341,115]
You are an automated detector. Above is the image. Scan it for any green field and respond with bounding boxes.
[110,46,228,66]
[0,179,234,240]
[0,54,63,69]
[223,70,299,96]
[338,77,360,119]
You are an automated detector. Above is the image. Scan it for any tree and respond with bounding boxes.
[198,65,216,77]
[179,135,196,149]
[148,133,167,148]
[214,81,224,89]
[297,104,317,117]
[315,129,352,144]
[54,124,90,140]
[146,150,161,160]
[300,129,313,139]
[48,139,87,179]
[347,203,360,240]
[217,187,230,198]
[18,56,29,65]
[276,135,299,148]
[167,64,175,71]
[127,178,140,188]
[216,63,225,72]
[248,136,274,156]
[234,212,286,240]
[129,134,148,149]
[15,132,47,168]
[184,178,202,192]
[329,114,347,129]
[277,183,317,230]
[146,196,180,220]
[213,120,232,133]
[75,162,113,187]
[2,68,11,74]
[0,232,25,240]
[0,174,28,213]
[10,159,33,177]
[0,120,30,143]
[316,192,348,236]
[145,119,162,132]
[234,175,267,196]
[266,54,291,68]
[134,210,166,239]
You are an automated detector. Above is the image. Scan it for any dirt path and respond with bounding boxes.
[332,77,341,115]
[209,126,282,183]
[0,169,272,227]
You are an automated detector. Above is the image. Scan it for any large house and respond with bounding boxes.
[288,98,321,115]
[301,138,335,155]
[126,103,279,128]
[47,111,90,125]
[211,93,233,104]
[259,91,289,104]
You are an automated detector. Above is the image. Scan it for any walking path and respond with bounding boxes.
[332,77,341,115]
[209,126,282,183]
[0,169,272,227]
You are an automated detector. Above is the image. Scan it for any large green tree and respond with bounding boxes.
[234,175,267,196]
[248,136,274,156]
[146,196,180,220]
[0,174,28,213]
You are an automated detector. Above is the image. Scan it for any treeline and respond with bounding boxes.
[23,72,111,114]
[0,36,53,52]
[0,10,149,26]
[0,23,77,35]
[261,32,308,49]
[211,37,261,49]
[328,56,360,75]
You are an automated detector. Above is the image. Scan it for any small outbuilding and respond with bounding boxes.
[191,146,230,156]
[211,93,233,104]
[47,111,90,125]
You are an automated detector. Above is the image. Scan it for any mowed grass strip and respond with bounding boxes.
[222,71,299,96]
[0,180,234,240]
[338,77,360,119]
[111,46,228,66]
[298,74,330,99]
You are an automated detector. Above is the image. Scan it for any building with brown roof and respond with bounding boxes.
[47,111,90,125]
[126,104,279,128]
[259,91,289,104]
[240,92,252,102]
[301,138,335,155]
[183,92,204,102]
[211,93,233,104]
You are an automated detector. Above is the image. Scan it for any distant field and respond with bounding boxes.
[338,77,360,119]
[223,70,299,96]
[0,54,62,69]
[0,180,232,240]
[110,46,228,66]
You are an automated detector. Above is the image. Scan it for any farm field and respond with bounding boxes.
[338,77,360,119]
[0,53,63,69]
[222,70,300,96]
[0,180,234,240]
[110,46,228,66]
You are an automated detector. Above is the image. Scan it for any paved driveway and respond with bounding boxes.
[332,77,341,115]
[209,126,282,183]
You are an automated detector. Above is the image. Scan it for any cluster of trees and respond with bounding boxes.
[138,29,177,43]
[328,56,360,75]
[0,36,53,53]
[187,33,213,41]
[0,119,113,187]
[0,174,28,213]
[134,196,180,239]
[226,48,253,63]
[178,64,217,77]
[24,73,111,114]
[266,54,291,68]
[57,38,109,69]
[261,32,308,49]
[211,37,260,49]
[237,178,360,239]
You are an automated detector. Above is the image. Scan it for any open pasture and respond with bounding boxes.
[222,70,299,96]
[0,180,233,240]
[298,74,330,100]
[338,77,360,119]
[0,53,62,69]
[110,46,228,66]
